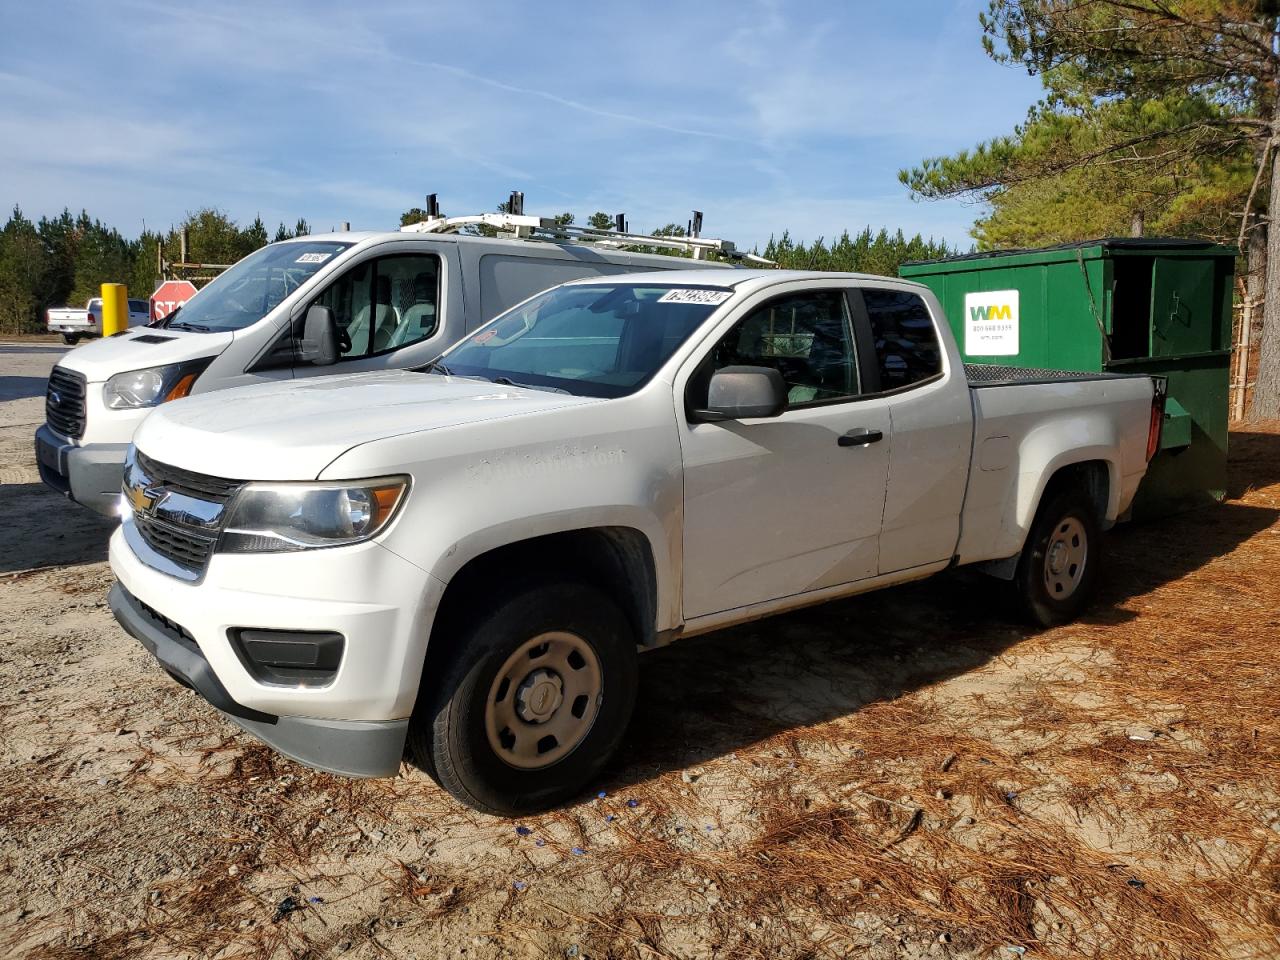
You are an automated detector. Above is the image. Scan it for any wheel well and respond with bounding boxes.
[1041,459,1110,524]
[426,527,658,670]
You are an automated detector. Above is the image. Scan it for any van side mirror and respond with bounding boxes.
[297,305,338,366]
[692,365,788,422]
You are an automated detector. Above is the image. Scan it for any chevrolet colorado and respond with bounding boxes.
[107,270,1164,814]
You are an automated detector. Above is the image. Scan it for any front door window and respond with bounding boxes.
[309,253,440,360]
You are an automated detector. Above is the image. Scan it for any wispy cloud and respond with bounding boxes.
[0,1,1041,246]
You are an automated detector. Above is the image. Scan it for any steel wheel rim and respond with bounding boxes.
[484,630,603,770]
[1043,516,1088,600]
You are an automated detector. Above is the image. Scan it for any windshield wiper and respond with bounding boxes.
[165,321,215,333]
[491,376,570,395]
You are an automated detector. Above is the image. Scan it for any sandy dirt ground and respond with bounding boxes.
[1,344,1278,959]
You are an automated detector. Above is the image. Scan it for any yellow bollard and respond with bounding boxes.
[100,283,129,337]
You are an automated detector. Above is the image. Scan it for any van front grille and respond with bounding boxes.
[46,367,87,439]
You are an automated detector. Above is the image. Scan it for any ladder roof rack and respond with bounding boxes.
[399,210,774,266]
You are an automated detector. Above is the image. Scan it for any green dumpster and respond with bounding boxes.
[899,238,1235,517]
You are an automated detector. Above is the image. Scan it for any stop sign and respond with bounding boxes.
[150,280,198,322]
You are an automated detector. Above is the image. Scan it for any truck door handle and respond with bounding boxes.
[838,428,883,447]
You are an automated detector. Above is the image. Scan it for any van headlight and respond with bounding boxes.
[103,358,214,409]
[219,478,409,553]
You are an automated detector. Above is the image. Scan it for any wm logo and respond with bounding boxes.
[970,304,1013,322]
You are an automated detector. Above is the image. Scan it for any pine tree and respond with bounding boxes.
[900,1,1280,418]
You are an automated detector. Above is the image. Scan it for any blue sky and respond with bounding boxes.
[0,1,1042,250]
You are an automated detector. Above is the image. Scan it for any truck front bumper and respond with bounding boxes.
[108,522,445,778]
[35,424,127,517]
[108,582,409,777]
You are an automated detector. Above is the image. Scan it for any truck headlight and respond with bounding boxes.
[103,358,213,409]
[219,478,409,553]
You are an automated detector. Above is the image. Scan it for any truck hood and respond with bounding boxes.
[57,327,236,382]
[133,370,600,480]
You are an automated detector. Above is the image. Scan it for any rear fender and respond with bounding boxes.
[1002,418,1123,558]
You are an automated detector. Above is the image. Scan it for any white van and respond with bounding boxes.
[36,213,743,515]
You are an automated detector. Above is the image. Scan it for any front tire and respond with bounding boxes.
[1014,487,1103,627]
[408,581,638,815]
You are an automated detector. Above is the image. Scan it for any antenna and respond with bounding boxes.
[688,211,704,260]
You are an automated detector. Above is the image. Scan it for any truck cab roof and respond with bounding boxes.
[569,268,930,293]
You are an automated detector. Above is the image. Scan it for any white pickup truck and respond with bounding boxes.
[46,297,149,344]
[107,270,1164,815]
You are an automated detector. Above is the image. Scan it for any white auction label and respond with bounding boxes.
[657,289,733,305]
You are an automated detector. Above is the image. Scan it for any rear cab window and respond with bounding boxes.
[858,288,943,392]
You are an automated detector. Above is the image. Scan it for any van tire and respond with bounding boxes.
[408,580,638,816]
[1014,487,1103,628]
[61,334,78,345]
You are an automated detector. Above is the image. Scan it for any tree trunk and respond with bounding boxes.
[1237,223,1267,419]
[1130,209,1145,237]
[1254,133,1280,420]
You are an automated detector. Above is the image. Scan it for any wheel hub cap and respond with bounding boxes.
[1047,541,1069,575]
[516,669,564,723]
[484,631,603,770]
[1044,517,1087,599]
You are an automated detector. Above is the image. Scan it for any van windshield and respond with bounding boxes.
[434,283,734,398]
[160,240,352,332]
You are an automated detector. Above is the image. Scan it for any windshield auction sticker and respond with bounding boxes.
[657,289,733,305]
[295,252,332,264]
[964,289,1019,356]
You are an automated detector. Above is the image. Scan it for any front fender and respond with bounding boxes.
[425,507,679,633]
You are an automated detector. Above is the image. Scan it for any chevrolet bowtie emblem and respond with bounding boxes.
[126,476,163,514]
[124,483,156,514]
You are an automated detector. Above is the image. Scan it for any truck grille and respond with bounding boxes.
[134,512,219,572]
[46,366,87,439]
[135,450,243,502]
[128,453,244,576]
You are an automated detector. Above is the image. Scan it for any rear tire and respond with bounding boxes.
[408,581,638,816]
[61,334,78,345]
[1014,487,1103,627]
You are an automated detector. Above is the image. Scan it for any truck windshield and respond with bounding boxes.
[436,283,734,398]
[161,240,352,332]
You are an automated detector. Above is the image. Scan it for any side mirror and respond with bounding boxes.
[297,305,338,366]
[692,365,787,422]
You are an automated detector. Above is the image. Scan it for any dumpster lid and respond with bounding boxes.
[902,236,1237,269]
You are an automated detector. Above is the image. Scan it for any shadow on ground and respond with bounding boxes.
[0,483,114,575]
[602,429,1280,792]
[0,376,51,402]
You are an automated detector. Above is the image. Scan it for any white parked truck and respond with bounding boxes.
[107,270,1165,814]
[36,212,747,516]
[46,297,149,344]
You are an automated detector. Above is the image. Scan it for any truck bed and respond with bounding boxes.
[965,363,1148,387]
